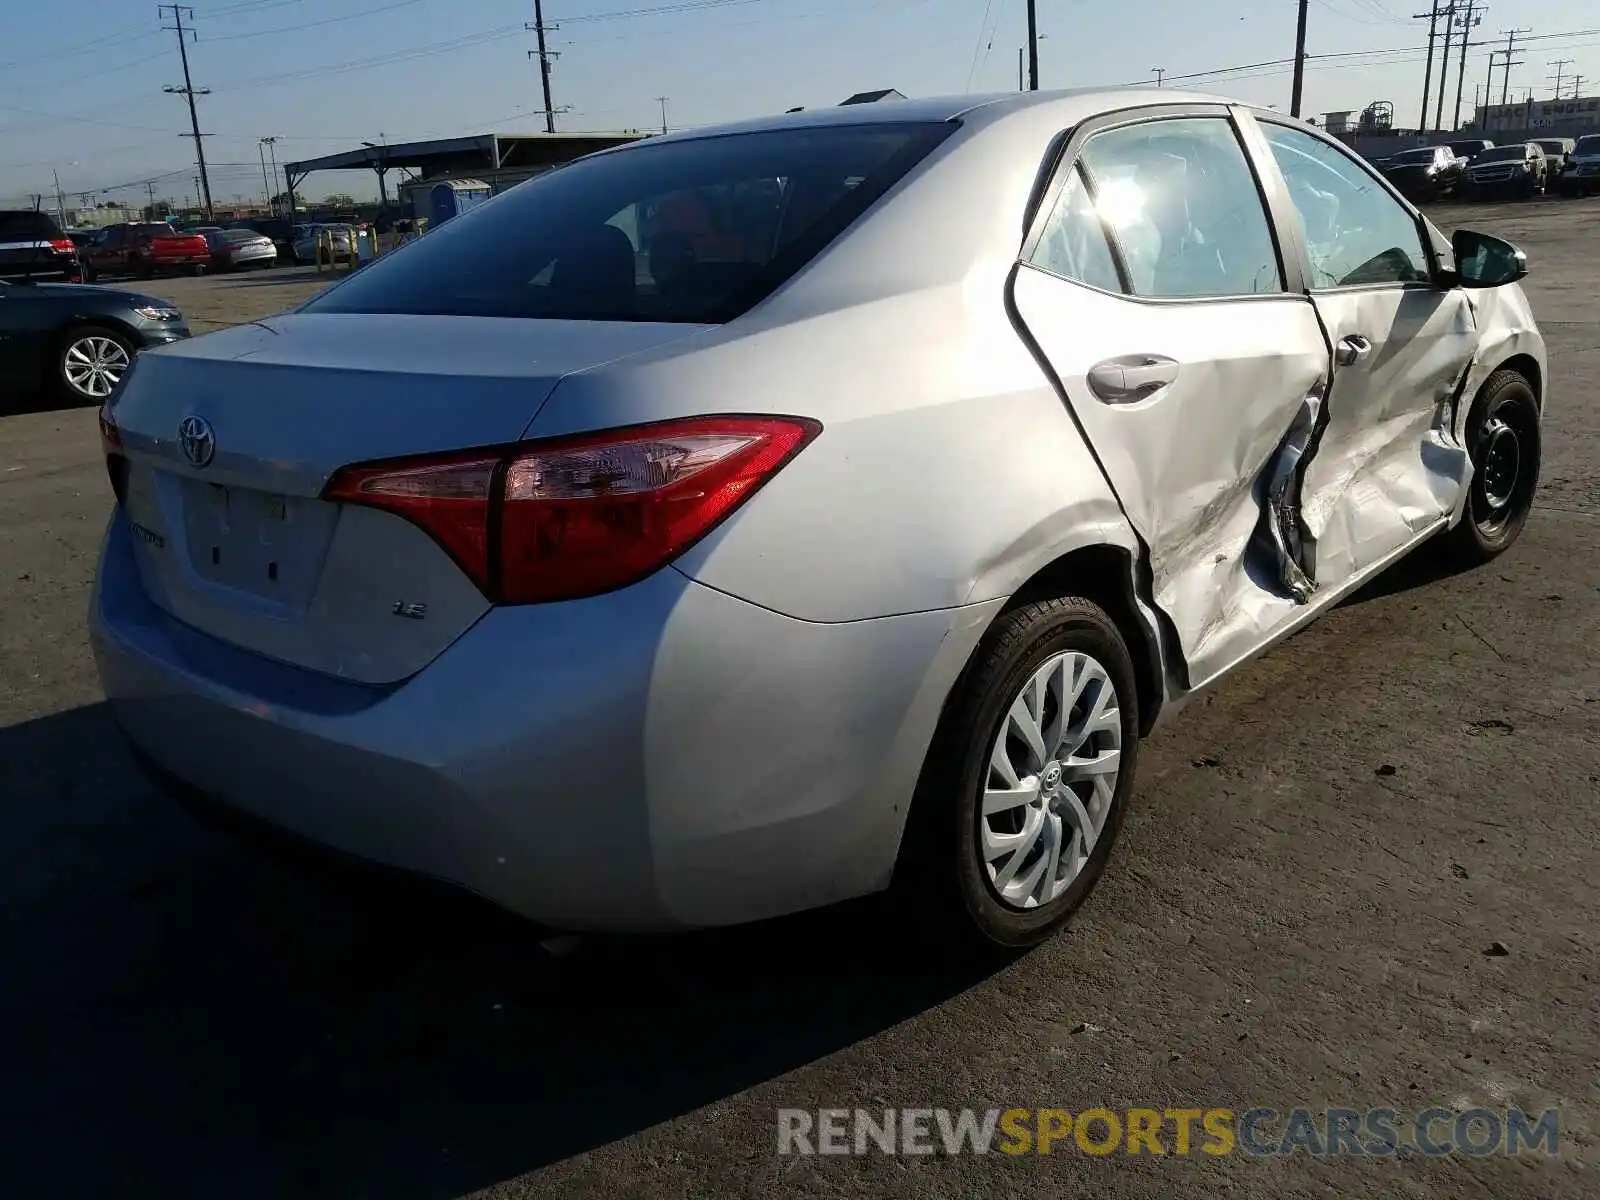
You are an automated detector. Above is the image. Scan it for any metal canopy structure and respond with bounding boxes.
[281,131,646,213]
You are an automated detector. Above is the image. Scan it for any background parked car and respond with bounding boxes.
[0,278,188,401]
[1381,145,1463,200]
[1557,133,1600,196]
[223,217,288,254]
[1533,138,1575,185]
[82,223,211,281]
[290,224,354,264]
[203,228,277,271]
[0,209,81,283]
[1445,138,1495,164]
[1458,142,1548,199]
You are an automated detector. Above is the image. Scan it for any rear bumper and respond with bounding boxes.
[90,510,995,931]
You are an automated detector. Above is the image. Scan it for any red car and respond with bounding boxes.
[81,223,212,281]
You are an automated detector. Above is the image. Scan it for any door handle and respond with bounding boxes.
[1086,354,1179,404]
[1335,334,1372,366]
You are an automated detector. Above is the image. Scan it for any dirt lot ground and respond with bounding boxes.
[1,201,1596,1199]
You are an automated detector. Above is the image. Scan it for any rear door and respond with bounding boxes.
[1249,117,1476,588]
[1010,106,1332,685]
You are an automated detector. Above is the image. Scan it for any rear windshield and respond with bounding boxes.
[306,122,952,323]
[1578,136,1600,154]
[1389,148,1439,164]
[218,229,261,242]
[0,210,63,240]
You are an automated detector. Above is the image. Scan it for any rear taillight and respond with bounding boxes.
[99,407,128,504]
[48,238,74,253]
[323,415,820,604]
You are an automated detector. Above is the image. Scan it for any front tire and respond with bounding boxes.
[1441,368,1541,563]
[896,597,1140,954]
[55,325,134,404]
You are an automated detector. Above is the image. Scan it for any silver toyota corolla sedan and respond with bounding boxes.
[91,90,1546,951]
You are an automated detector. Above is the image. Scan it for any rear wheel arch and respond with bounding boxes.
[995,544,1167,736]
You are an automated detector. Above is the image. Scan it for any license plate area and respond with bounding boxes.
[174,474,337,608]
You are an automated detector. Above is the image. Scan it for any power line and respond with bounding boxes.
[198,0,423,41]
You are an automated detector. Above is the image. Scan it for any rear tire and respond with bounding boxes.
[895,596,1140,956]
[1440,369,1541,564]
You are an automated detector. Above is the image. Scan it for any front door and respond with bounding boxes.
[1011,111,1331,686]
[1253,120,1477,589]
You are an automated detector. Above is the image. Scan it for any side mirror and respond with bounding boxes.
[1451,228,1527,288]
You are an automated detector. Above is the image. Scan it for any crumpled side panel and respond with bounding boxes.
[1010,267,1329,683]
[1297,287,1478,591]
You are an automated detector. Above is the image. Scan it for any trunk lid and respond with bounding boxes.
[108,313,710,683]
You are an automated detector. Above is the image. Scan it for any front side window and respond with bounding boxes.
[1260,123,1430,288]
[306,123,952,323]
[1075,116,1283,299]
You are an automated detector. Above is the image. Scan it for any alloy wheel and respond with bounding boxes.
[980,651,1123,910]
[62,335,130,400]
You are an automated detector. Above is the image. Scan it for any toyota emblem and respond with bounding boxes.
[178,415,215,468]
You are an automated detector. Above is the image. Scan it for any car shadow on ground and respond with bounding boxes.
[0,701,990,1199]
[1338,537,1474,606]
[0,387,95,419]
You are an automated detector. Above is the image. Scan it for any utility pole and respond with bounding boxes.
[1548,58,1572,99]
[656,96,669,136]
[1026,0,1039,90]
[52,167,66,228]
[1569,75,1585,99]
[1152,67,1165,87]
[1499,28,1529,106]
[1018,47,1024,92]
[526,0,558,133]
[1290,0,1309,117]
[1451,0,1483,131]
[145,180,157,219]
[258,139,272,212]
[160,5,213,221]
[258,136,278,214]
[1415,2,1442,132]
[1434,1,1456,131]
[1482,52,1498,126]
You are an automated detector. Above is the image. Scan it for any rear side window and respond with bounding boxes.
[1029,165,1123,293]
[306,123,952,323]
[1076,117,1284,299]
[0,210,62,241]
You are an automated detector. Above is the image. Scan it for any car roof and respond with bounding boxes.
[630,87,1251,145]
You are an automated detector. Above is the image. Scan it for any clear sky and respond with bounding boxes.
[3,0,1597,208]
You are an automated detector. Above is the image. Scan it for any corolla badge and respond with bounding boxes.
[178,415,216,468]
